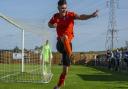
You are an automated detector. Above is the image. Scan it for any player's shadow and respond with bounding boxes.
[77,66,128,81]
[77,74,128,81]
[116,86,128,89]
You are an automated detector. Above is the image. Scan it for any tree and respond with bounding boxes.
[13,46,21,52]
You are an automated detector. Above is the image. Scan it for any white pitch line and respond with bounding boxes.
[0,72,20,79]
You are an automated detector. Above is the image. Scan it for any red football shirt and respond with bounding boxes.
[49,11,76,42]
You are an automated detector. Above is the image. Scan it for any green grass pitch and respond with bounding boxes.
[0,65,128,89]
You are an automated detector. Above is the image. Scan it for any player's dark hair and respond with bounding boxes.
[58,0,67,6]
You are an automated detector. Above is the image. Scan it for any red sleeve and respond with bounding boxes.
[69,12,77,19]
[49,14,57,24]
[73,12,77,19]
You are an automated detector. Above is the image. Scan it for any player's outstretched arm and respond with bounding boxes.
[75,10,99,20]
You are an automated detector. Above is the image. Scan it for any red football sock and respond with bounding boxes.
[57,73,66,87]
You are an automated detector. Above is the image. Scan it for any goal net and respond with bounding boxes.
[0,12,53,83]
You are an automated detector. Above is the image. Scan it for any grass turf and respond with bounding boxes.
[0,65,128,89]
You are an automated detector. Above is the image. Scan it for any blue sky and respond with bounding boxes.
[0,0,128,52]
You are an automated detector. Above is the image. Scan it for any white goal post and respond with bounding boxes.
[0,12,53,83]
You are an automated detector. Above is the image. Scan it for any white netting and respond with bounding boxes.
[0,12,53,83]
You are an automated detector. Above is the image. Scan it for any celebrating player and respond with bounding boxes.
[48,0,98,88]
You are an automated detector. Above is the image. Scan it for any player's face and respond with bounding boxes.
[58,4,67,15]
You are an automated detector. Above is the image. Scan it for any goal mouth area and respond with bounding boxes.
[0,12,53,83]
[0,72,53,83]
